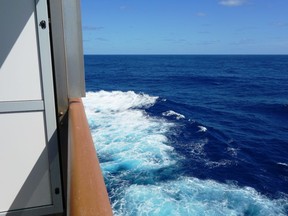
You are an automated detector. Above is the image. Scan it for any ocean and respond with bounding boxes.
[83,55,288,215]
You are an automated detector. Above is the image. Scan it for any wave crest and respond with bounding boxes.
[85,90,158,113]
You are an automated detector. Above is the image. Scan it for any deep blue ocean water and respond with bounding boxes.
[83,55,288,215]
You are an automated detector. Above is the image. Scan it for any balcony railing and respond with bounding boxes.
[68,98,113,216]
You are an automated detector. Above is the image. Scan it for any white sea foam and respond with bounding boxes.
[189,139,207,157]
[115,177,287,216]
[204,159,234,168]
[277,162,288,167]
[83,91,176,174]
[85,90,158,113]
[83,90,288,216]
[162,110,185,120]
[197,125,207,132]
[227,147,239,157]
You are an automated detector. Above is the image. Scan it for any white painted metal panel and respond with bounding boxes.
[0,0,42,101]
[0,112,52,212]
[0,0,63,214]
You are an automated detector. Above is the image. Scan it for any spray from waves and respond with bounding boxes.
[83,90,288,216]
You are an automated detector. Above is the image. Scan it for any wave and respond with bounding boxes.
[277,162,288,167]
[85,90,158,112]
[83,90,288,216]
[197,125,207,132]
[162,110,185,120]
[84,90,176,172]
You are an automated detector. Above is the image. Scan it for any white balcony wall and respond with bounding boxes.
[0,0,42,102]
[0,0,62,215]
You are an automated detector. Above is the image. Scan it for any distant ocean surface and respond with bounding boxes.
[83,55,288,216]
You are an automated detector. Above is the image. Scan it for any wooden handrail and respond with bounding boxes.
[68,98,113,216]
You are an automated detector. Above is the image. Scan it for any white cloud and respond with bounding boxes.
[219,0,246,7]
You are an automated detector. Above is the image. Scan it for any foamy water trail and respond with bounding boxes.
[83,90,288,216]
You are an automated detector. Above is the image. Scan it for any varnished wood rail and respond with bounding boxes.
[68,98,113,216]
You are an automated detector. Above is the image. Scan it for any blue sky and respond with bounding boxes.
[81,0,288,54]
